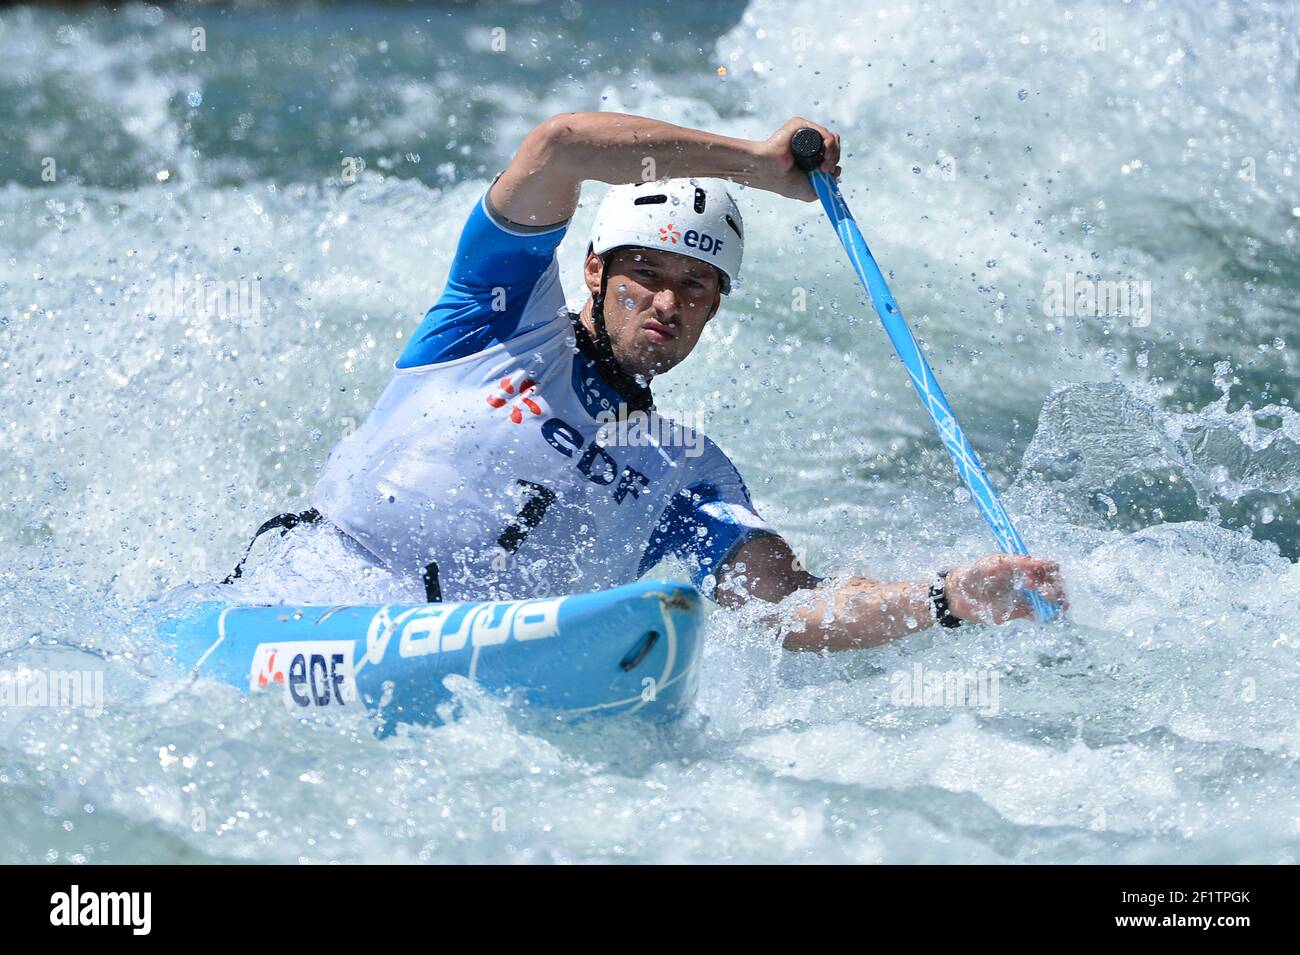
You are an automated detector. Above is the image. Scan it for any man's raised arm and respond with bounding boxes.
[488,112,843,228]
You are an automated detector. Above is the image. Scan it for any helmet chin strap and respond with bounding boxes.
[591,252,618,361]
[570,248,654,414]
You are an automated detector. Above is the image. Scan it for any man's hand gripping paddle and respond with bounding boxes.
[789,127,1059,623]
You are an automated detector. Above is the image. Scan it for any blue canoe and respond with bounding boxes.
[155,579,704,732]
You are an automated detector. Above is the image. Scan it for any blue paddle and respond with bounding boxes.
[790,128,1058,623]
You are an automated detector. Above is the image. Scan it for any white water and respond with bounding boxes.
[1,0,1297,862]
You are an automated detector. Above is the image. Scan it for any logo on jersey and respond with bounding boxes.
[486,373,543,424]
[658,224,681,244]
[249,640,356,709]
[484,369,651,505]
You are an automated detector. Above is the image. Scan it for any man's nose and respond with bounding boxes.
[653,287,679,319]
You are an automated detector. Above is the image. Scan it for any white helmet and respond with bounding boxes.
[588,178,743,294]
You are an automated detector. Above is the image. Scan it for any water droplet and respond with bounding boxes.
[186,91,203,108]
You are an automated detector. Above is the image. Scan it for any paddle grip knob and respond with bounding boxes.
[790,127,826,173]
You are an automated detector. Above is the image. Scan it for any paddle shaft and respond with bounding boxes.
[789,128,1057,622]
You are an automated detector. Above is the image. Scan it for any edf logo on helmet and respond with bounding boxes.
[658,222,725,257]
[591,179,743,292]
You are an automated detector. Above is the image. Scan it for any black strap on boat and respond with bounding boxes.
[422,561,442,603]
[222,508,322,584]
[223,507,443,604]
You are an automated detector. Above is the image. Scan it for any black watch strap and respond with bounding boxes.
[929,571,963,629]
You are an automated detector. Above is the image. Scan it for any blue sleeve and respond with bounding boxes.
[638,438,777,595]
[396,187,570,369]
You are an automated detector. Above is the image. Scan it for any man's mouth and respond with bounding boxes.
[642,319,677,344]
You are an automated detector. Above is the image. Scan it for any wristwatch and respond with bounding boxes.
[928,570,963,629]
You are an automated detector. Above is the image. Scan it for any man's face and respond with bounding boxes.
[584,246,723,380]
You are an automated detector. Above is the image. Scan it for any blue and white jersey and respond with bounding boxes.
[312,186,774,602]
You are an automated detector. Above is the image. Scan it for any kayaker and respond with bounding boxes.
[229,112,1065,650]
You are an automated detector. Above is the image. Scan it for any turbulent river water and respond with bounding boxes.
[1,0,1298,862]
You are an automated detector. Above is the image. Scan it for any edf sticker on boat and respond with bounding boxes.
[248,641,357,708]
